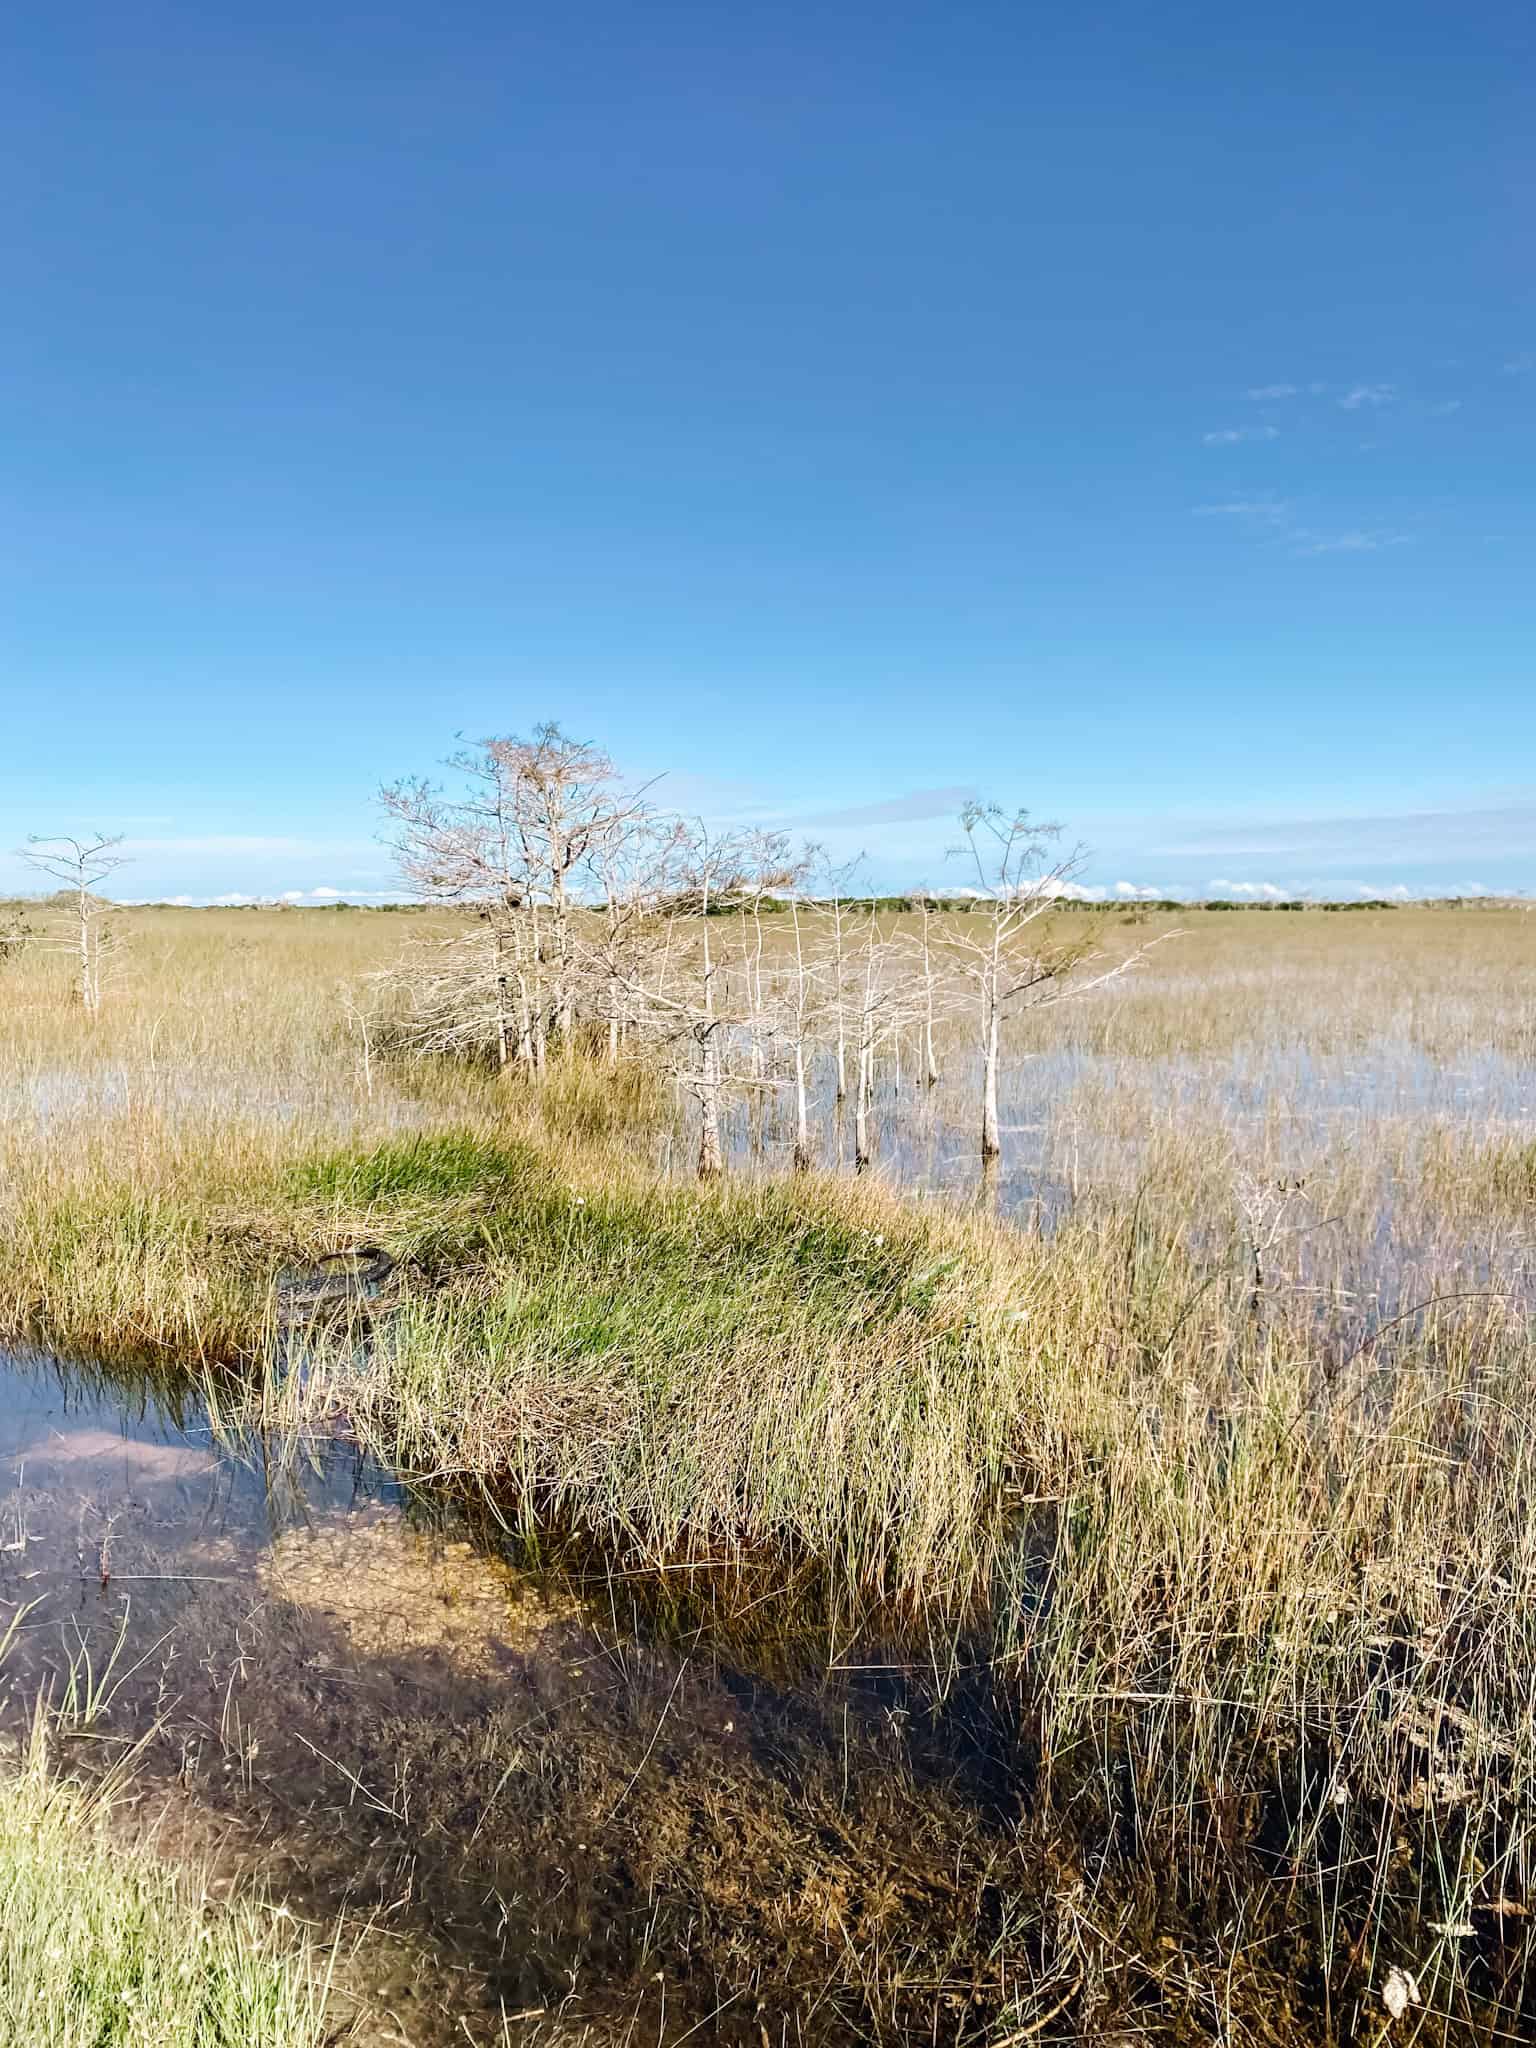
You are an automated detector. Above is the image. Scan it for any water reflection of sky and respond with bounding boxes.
[686,1036,1536,1322]
[0,1348,405,1649]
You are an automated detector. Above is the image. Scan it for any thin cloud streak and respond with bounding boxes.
[1150,799,1536,862]
[1193,498,1414,560]
[793,786,976,828]
[1194,498,1289,525]
[1291,528,1413,555]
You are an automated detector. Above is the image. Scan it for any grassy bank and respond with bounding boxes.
[3,1115,1040,1617]
[0,1713,328,2047]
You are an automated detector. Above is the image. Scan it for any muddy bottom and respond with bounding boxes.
[0,1349,1030,2046]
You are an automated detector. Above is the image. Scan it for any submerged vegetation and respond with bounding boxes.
[0,890,1533,2040]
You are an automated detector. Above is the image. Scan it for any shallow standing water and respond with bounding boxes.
[0,1345,564,2038]
[0,1347,1019,2046]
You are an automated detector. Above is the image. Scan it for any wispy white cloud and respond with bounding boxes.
[1034,878,1105,901]
[1154,797,1536,865]
[118,884,416,906]
[1245,383,1298,400]
[1194,497,1289,525]
[1338,383,1396,410]
[1203,425,1280,445]
[1209,878,1287,899]
[276,886,411,902]
[1291,528,1412,555]
[1114,880,1171,899]
[793,786,975,829]
[1503,352,1535,375]
[1429,399,1462,415]
[1194,499,1413,559]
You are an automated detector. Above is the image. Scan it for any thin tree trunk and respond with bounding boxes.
[696,877,722,1177]
[854,949,876,1172]
[78,896,95,1013]
[921,902,940,1086]
[980,980,1001,1161]
[551,860,573,1042]
[854,1032,873,1171]
[514,970,534,1063]
[832,902,847,1101]
[750,896,767,1080]
[793,1041,811,1171]
[528,901,547,1070]
[697,1034,723,1178]
[510,910,534,1063]
[790,892,812,1171]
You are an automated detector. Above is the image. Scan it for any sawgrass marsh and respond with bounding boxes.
[0,900,1533,2042]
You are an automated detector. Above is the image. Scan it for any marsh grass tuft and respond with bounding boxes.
[0,1709,330,2047]
[288,1128,540,1206]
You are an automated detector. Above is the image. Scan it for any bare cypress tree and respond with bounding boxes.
[379,721,1172,1188]
[494,723,652,1049]
[813,851,865,1103]
[612,822,750,1179]
[381,723,650,1068]
[381,749,532,1066]
[20,834,131,1013]
[949,803,1156,1168]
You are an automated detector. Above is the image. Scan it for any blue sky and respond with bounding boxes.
[2,0,1533,902]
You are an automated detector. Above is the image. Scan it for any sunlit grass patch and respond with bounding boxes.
[1422,1127,1536,1212]
[295,1161,1036,1611]
[3,1185,264,1359]
[0,1718,330,2048]
[287,1128,540,1206]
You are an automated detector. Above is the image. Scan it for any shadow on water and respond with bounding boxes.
[0,1346,1028,2047]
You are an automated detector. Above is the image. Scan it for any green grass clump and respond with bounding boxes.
[522,1053,668,1141]
[5,1188,263,1359]
[0,1723,328,2048]
[287,1128,540,1206]
[330,1167,1029,1614]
